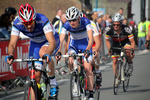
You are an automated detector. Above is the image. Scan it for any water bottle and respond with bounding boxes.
[41,83,46,100]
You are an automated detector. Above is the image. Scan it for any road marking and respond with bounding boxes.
[0,91,24,100]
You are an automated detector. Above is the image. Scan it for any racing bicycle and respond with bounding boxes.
[60,52,101,100]
[111,47,134,95]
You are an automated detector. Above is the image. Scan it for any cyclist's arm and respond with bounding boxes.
[58,26,68,52]
[45,31,56,55]
[105,33,111,51]
[8,35,19,55]
[86,29,94,51]
[67,33,70,51]
[105,38,111,51]
[128,33,135,50]
[58,33,66,52]
[129,37,135,50]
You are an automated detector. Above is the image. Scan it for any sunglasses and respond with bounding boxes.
[113,24,121,26]
[22,20,34,26]
[68,19,77,22]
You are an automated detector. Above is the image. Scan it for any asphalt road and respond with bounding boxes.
[0,50,150,100]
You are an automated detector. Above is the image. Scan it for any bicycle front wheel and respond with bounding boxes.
[113,61,122,95]
[70,72,81,100]
[24,81,42,100]
[123,60,130,92]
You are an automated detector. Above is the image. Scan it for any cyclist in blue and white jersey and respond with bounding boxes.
[56,6,94,100]
[5,3,59,99]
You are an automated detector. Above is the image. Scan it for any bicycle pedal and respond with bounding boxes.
[48,95,58,100]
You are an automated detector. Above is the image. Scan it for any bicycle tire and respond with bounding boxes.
[113,60,122,95]
[70,72,81,100]
[24,81,42,100]
[123,60,130,92]
[93,74,100,100]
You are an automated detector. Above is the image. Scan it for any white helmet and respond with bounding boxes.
[65,6,80,20]
[112,13,122,22]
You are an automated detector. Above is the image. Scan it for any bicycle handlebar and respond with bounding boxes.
[110,47,134,56]
[61,53,84,58]
[9,58,50,73]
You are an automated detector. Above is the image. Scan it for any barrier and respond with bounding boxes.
[0,39,30,81]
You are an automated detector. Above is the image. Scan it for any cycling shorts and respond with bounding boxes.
[68,38,92,62]
[28,34,60,70]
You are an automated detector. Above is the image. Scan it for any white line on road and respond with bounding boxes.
[0,91,24,100]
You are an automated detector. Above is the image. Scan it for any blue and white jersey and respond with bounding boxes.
[61,17,92,40]
[11,13,57,43]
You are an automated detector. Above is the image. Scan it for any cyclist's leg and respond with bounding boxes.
[39,36,60,98]
[68,44,78,72]
[84,56,94,99]
[112,56,118,75]
[28,41,45,99]
[92,47,102,86]
[124,44,134,74]
[111,48,120,75]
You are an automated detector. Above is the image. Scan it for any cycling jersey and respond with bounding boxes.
[105,24,133,57]
[105,24,133,47]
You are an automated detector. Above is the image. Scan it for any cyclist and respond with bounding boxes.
[81,12,102,85]
[5,3,59,99]
[56,6,94,100]
[90,20,102,86]
[105,14,135,85]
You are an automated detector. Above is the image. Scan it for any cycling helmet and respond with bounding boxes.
[112,13,122,22]
[18,3,36,22]
[65,6,80,20]
[5,7,17,15]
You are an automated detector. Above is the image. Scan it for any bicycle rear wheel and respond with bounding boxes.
[123,61,130,92]
[113,61,122,95]
[70,72,81,100]
[93,74,100,100]
[24,81,42,100]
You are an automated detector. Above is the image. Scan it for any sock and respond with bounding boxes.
[96,69,101,73]
[89,90,94,98]
[49,76,57,86]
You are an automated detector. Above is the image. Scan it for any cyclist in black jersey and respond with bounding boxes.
[105,14,135,80]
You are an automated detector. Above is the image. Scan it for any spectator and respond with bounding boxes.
[91,11,98,23]
[101,15,107,34]
[4,7,17,33]
[96,16,102,32]
[138,18,146,51]
[0,13,11,40]
[143,18,150,35]
[52,9,63,25]
[106,15,112,27]
[123,18,128,25]
[129,21,138,46]
[115,8,124,20]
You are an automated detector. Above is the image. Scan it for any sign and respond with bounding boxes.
[93,8,105,16]
[0,39,30,81]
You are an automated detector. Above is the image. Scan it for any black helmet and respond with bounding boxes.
[5,7,17,15]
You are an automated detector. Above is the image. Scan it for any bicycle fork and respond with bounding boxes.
[121,59,125,81]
